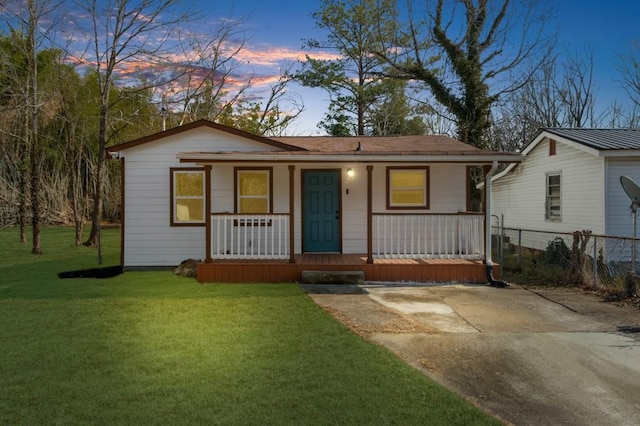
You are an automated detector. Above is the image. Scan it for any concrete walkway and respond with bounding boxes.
[305,284,640,425]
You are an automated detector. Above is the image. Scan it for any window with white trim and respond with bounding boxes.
[545,173,561,220]
[171,169,205,225]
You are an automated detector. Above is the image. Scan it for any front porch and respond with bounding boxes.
[198,211,492,283]
[197,254,498,284]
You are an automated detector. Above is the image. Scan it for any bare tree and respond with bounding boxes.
[620,41,640,119]
[0,34,30,241]
[73,0,194,251]
[559,52,599,127]
[492,49,609,152]
[217,64,304,137]
[164,21,252,126]
[0,0,63,252]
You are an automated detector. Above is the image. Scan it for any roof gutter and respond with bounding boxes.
[176,152,523,164]
[484,160,508,288]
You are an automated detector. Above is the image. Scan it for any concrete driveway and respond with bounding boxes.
[304,284,640,425]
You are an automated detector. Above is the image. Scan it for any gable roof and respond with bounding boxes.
[520,128,640,158]
[541,128,640,151]
[106,119,307,153]
[107,119,522,163]
[491,127,640,184]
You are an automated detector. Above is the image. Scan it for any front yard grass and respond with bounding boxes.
[0,226,498,425]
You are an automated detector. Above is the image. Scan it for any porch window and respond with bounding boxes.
[171,168,205,226]
[235,168,272,213]
[387,167,430,209]
[546,173,561,220]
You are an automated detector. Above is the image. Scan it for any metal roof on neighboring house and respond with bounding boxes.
[542,128,640,150]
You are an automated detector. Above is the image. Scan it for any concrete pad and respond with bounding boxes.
[309,284,640,425]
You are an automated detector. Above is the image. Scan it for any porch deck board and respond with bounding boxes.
[197,254,496,284]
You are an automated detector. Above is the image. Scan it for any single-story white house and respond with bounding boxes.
[490,128,640,249]
[107,120,521,283]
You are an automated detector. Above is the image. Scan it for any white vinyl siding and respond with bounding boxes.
[120,125,476,266]
[492,137,604,238]
[122,127,281,267]
[605,159,640,237]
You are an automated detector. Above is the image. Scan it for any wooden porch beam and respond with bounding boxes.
[288,165,295,264]
[204,165,212,263]
[367,165,374,264]
[482,164,491,214]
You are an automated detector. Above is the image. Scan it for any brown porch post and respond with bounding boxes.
[367,165,374,264]
[482,164,491,214]
[288,165,296,263]
[119,157,125,267]
[204,165,212,263]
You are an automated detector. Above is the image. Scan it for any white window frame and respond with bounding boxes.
[545,172,561,221]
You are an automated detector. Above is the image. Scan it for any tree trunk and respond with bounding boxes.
[18,144,28,244]
[30,140,41,254]
[84,105,107,247]
[70,146,83,245]
[569,231,592,285]
[27,0,41,255]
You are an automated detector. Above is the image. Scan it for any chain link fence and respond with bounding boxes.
[492,226,640,292]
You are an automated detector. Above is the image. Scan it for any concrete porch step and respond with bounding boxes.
[300,270,365,285]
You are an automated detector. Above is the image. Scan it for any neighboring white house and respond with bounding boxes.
[490,128,640,248]
[106,120,520,282]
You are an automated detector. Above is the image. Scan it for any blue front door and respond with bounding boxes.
[303,170,341,252]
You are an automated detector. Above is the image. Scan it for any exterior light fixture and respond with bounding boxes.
[347,168,354,178]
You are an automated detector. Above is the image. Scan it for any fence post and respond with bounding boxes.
[593,235,598,286]
[500,215,504,271]
[517,228,522,269]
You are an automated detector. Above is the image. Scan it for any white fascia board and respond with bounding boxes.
[532,130,601,157]
[488,164,516,185]
[598,150,640,158]
[176,152,523,163]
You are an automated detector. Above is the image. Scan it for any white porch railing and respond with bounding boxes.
[372,213,484,260]
[211,214,290,259]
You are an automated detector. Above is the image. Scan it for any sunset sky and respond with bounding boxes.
[4,0,639,135]
[204,0,640,135]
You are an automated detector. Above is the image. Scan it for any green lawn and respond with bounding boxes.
[0,227,498,425]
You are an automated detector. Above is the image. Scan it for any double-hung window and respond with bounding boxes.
[235,168,272,214]
[387,166,430,209]
[546,173,561,221]
[171,168,205,225]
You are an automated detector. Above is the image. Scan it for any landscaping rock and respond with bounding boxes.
[174,259,200,278]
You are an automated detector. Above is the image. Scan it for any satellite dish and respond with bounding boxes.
[621,175,640,274]
[620,175,640,212]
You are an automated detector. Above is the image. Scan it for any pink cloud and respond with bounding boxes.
[236,44,340,67]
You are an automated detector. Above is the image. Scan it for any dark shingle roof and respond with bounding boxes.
[271,135,480,154]
[543,128,640,150]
